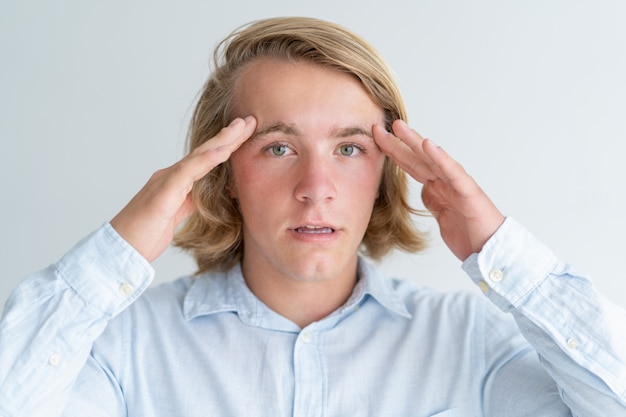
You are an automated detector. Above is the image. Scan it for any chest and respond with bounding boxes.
[119,313,482,417]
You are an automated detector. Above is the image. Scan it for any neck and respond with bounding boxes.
[241,259,359,329]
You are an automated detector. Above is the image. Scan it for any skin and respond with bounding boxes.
[229,59,386,326]
[373,121,505,261]
[110,58,505,328]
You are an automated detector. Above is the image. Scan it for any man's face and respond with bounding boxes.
[230,58,386,285]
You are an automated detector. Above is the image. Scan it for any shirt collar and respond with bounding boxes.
[182,257,411,329]
[350,258,412,319]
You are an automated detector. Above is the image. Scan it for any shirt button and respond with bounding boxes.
[119,283,134,297]
[478,281,490,294]
[489,269,504,282]
[49,354,61,366]
[566,337,579,349]
[301,332,311,344]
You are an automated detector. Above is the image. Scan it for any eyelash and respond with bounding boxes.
[263,142,366,158]
[265,143,293,157]
[338,143,365,157]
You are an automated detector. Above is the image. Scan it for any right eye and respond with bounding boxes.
[265,143,295,157]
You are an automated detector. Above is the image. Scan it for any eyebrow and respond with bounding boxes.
[251,122,300,140]
[332,126,374,140]
[251,122,374,141]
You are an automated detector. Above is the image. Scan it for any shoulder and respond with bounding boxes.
[380,272,483,311]
[395,278,490,321]
[135,275,196,311]
[380,275,517,339]
[359,258,497,326]
[95,275,193,339]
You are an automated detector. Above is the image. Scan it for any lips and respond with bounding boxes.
[293,225,335,234]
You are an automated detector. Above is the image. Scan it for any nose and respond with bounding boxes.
[293,154,337,204]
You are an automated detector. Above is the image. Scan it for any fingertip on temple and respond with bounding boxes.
[371,124,392,144]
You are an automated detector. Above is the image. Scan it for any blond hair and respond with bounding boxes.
[174,17,427,272]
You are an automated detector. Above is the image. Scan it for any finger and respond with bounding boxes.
[146,116,256,205]
[191,116,256,161]
[391,120,451,179]
[421,138,478,197]
[372,124,428,182]
[389,119,427,154]
[373,123,437,184]
[193,116,256,156]
[422,141,503,226]
[182,116,257,183]
[392,119,477,193]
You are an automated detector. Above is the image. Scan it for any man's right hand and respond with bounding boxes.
[110,116,257,262]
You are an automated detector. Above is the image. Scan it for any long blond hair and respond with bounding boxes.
[174,17,428,272]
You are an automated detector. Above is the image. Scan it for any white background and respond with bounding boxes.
[2,0,625,308]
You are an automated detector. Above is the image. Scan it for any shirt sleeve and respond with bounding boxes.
[0,223,154,417]
[462,217,626,415]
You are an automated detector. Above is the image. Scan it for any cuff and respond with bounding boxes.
[462,217,558,312]
[55,223,154,318]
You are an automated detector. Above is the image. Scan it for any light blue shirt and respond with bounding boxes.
[1,218,625,416]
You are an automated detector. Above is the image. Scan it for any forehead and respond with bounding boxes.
[231,58,384,128]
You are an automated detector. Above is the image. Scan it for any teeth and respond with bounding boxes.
[297,225,333,234]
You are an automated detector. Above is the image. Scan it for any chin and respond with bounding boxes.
[281,253,357,283]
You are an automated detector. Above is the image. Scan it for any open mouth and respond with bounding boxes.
[294,225,335,234]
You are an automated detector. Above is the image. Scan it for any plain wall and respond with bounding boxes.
[2,0,625,308]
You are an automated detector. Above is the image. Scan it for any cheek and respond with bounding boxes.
[228,152,254,199]
[229,156,275,202]
[227,164,240,199]
[338,170,383,214]
[228,150,240,196]
[355,156,386,195]
[228,175,238,198]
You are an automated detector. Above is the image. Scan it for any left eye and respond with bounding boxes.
[270,145,288,156]
[339,145,356,156]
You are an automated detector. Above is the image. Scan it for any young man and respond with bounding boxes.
[1,17,624,416]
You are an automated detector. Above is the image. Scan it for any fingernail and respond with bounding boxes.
[244,115,255,124]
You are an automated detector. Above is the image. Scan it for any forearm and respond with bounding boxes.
[463,217,626,414]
